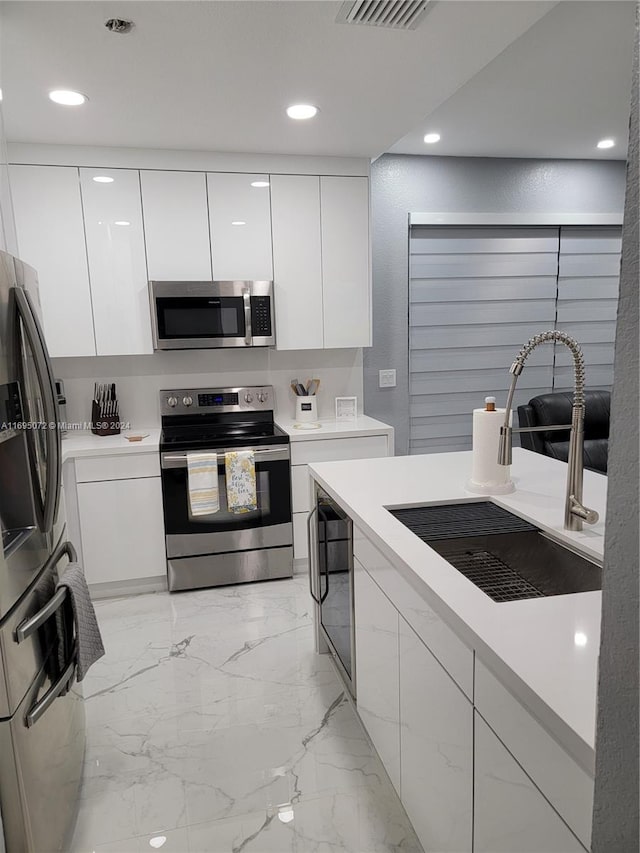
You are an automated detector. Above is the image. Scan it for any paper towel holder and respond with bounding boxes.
[467,397,515,495]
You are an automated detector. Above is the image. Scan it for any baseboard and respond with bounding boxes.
[89,575,168,600]
[293,557,309,576]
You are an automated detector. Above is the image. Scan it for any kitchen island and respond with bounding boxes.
[308,448,606,853]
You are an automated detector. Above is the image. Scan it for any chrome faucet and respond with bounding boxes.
[497,330,599,531]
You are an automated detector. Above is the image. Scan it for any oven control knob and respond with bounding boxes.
[257,391,268,403]
[182,395,193,407]
[167,396,178,408]
[244,393,254,403]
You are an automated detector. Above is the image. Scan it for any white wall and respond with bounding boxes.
[54,347,364,430]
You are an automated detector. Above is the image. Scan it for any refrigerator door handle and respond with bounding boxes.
[15,541,77,643]
[25,655,76,728]
[12,286,61,535]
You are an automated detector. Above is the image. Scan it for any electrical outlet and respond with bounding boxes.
[379,369,397,388]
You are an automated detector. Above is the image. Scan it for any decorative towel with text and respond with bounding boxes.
[225,450,257,514]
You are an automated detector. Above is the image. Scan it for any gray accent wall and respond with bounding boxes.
[367,155,627,454]
[592,10,639,849]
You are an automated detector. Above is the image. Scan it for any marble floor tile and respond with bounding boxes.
[70,578,422,853]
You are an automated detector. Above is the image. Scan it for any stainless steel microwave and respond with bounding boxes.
[149,280,275,350]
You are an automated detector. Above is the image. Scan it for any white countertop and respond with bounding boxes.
[61,429,161,463]
[60,416,393,462]
[275,415,393,442]
[308,448,606,773]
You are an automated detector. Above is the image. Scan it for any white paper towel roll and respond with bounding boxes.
[467,407,515,495]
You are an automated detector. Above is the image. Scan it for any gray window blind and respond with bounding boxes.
[409,225,622,455]
[554,227,621,392]
[409,227,558,454]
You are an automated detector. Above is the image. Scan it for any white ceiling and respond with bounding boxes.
[0,0,559,158]
[390,1,635,160]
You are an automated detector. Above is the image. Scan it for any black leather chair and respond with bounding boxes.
[517,390,610,474]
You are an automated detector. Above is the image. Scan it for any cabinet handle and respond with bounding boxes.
[307,506,320,604]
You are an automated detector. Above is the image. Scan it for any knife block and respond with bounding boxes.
[91,400,121,437]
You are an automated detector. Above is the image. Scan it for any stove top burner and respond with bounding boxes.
[159,385,289,452]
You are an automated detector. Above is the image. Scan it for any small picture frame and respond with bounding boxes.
[335,396,357,422]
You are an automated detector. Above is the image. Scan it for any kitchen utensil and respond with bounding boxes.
[124,433,149,443]
[296,383,307,397]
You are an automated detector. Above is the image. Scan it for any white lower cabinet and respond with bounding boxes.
[77,475,166,586]
[354,560,400,793]
[399,616,473,853]
[474,712,586,853]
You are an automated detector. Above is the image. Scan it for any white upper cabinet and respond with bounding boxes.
[10,165,96,357]
[270,175,324,350]
[207,173,273,281]
[80,168,152,355]
[320,176,371,348]
[140,170,211,280]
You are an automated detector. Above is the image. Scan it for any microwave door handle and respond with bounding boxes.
[12,287,61,535]
[243,287,252,346]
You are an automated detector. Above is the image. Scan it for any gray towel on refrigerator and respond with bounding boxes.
[56,562,105,680]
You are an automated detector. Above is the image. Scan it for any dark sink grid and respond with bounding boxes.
[388,502,601,603]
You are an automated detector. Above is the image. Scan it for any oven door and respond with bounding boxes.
[161,444,292,558]
[150,280,274,349]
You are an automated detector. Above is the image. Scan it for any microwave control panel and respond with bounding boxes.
[251,296,272,337]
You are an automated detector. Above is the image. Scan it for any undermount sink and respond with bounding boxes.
[388,502,601,603]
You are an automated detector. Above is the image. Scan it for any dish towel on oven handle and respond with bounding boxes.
[187,452,220,516]
[225,450,257,514]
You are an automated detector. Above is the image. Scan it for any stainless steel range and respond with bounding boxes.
[159,386,293,591]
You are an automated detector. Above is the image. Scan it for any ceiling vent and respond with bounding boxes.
[336,0,433,30]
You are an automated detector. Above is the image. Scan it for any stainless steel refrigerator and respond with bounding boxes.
[0,250,85,852]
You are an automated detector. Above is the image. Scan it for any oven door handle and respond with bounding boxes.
[161,447,290,468]
[243,287,252,346]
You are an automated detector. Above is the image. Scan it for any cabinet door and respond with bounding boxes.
[474,713,585,853]
[80,168,152,355]
[207,173,273,280]
[400,616,473,852]
[320,176,371,348]
[10,165,96,357]
[270,175,323,350]
[140,170,211,280]
[354,560,400,793]
[77,476,166,585]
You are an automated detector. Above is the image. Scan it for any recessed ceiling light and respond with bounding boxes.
[574,631,588,647]
[114,220,130,226]
[231,221,246,226]
[148,837,167,849]
[423,133,441,144]
[92,176,114,183]
[48,89,87,106]
[597,138,615,149]
[286,104,318,120]
[251,181,270,188]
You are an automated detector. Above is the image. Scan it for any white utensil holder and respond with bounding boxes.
[295,396,318,424]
